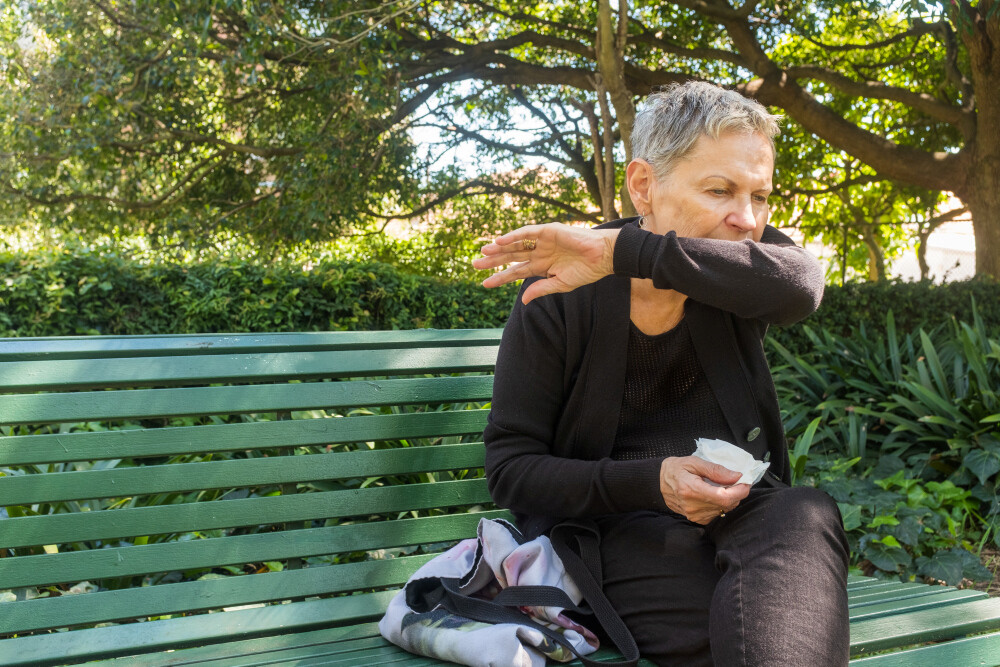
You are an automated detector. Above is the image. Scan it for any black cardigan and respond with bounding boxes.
[483,217,825,539]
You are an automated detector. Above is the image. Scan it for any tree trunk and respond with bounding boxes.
[596,0,636,218]
[860,224,886,282]
[959,5,1000,277]
[916,230,931,280]
[962,189,999,278]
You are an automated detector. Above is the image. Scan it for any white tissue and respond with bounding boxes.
[692,437,769,485]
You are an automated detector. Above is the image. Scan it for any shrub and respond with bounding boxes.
[2,246,998,339]
[0,249,518,336]
[776,307,1000,583]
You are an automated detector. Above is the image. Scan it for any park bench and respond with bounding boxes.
[2,328,1000,666]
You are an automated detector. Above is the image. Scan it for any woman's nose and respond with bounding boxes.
[727,200,757,231]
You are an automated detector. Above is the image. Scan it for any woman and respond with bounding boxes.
[472,82,849,666]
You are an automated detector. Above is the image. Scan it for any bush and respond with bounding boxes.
[771,277,1000,354]
[775,308,1000,583]
[2,246,998,339]
[0,248,518,336]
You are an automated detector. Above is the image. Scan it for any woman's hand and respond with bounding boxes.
[659,456,750,525]
[471,223,620,304]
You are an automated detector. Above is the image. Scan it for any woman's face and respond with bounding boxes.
[629,130,774,243]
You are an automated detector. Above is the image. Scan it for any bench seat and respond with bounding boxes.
[2,330,999,666]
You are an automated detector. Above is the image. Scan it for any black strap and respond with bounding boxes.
[405,519,639,667]
[550,519,641,666]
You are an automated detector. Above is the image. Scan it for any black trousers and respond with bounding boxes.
[595,485,850,666]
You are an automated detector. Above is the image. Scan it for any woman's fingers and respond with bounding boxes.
[481,261,536,288]
[473,223,620,301]
[688,458,744,487]
[659,456,751,524]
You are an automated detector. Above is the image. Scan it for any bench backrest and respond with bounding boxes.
[0,329,505,664]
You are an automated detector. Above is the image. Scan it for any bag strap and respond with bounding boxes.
[549,519,640,666]
[406,520,640,667]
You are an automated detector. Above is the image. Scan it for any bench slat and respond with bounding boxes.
[0,511,509,589]
[1,442,487,504]
[0,329,504,362]
[0,598,393,666]
[849,597,1000,654]
[0,347,499,392]
[848,583,949,606]
[849,630,1000,666]
[848,589,987,620]
[3,479,492,548]
[4,553,435,634]
[1,376,493,426]
[0,406,490,466]
[117,626,391,666]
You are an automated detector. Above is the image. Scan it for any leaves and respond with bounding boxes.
[963,442,1000,486]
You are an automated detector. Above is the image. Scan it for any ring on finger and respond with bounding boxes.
[522,238,537,251]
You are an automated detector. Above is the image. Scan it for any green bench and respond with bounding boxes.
[2,329,1000,666]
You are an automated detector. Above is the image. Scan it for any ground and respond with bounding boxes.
[969,547,1000,597]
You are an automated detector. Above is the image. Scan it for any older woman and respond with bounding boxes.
[472,82,849,666]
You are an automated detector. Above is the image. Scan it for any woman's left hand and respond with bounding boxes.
[472,223,620,304]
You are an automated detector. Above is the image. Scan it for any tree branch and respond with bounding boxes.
[630,28,747,67]
[370,177,599,224]
[4,154,221,210]
[777,174,879,197]
[168,129,303,158]
[784,65,966,126]
[465,0,593,39]
[802,19,942,52]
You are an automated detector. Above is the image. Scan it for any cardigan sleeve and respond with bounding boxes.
[483,280,667,521]
[613,224,823,326]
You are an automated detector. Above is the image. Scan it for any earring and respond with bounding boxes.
[638,212,646,229]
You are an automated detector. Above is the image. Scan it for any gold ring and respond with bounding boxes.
[522,238,537,251]
[719,510,726,518]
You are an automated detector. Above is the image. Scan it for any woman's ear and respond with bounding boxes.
[626,159,654,214]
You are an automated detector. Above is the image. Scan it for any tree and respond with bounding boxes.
[4,1,996,278]
[0,1,424,248]
[390,0,998,276]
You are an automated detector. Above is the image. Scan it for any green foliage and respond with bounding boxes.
[776,306,1000,583]
[804,455,994,585]
[0,0,420,245]
[770,277,1000,355]
[3,241,998,339]
[3,0,990,269]
[0,246,518,336]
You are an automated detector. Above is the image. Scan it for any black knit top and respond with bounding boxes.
[612,319,735,461]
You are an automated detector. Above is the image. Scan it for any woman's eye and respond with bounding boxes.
[710,189,728,195]
[753,194,769,203]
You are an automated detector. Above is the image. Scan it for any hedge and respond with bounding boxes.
[1,249,998,346]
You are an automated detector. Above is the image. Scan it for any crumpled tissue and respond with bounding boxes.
[692,437,769,485]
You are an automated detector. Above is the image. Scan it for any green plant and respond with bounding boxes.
[802,455,994,585]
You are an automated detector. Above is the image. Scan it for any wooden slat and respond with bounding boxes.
[3,553,435,634]
[174,638,412,667]
[0,442,487,504]
[0,347,498,392]
[848,589,987,621]
[849,597,1000,654]
[1,375,494,425]
[2,479,492,548]
[0,511,510,589]
[850,630,1000,666]
[0,598,393,666]
[0,403,491,466]
[848,584,948,607]
[115,625,390,666]
[0,329,504,362]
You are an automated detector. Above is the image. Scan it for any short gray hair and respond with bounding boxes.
[631,81,782,178]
